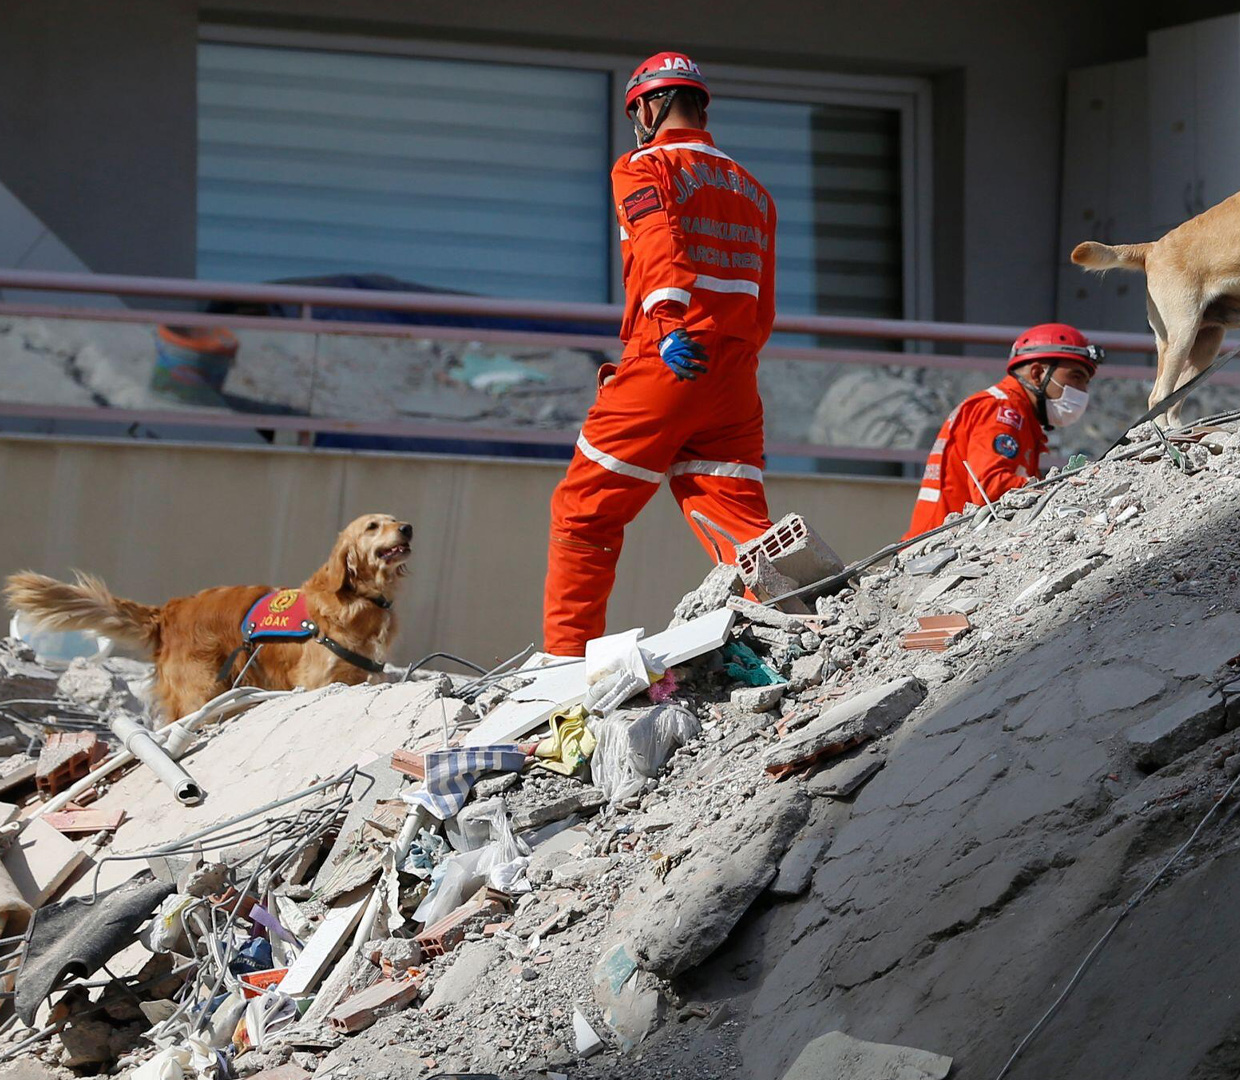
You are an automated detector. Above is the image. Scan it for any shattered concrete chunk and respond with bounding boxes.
[731,683,787,713]
[1012,552,1108,611]
[769,837,825,898]
[511,788,605,832]
[625,784,810,979]
[781,1031,952,1080]
[764,677,926,773]
[807,753,886,798]
[550,856,616,888]
[574,1008,605,1057]
[57,658,141,713]
[1124,686,1234,770]
[905,547,958,576]
[670,562,745,626]
[422,940,501,1010]
[726,596,808,633]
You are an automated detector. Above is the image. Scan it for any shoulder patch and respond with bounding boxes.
[993,433,1020,459]
[996,405,1024,430]
[622,185,662,223]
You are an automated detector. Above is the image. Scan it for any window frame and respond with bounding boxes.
[199,24,933,319]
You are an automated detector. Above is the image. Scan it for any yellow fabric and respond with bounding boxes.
[535,706,597,776]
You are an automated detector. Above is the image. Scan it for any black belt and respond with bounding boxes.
[218,630,385,686]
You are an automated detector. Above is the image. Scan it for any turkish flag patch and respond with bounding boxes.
[996,405,1024,430]
[622,185,662,223]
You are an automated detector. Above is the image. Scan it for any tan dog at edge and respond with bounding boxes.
[1072,193,1240,427]
[4,513,412,723]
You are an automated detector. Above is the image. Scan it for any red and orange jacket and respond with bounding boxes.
[610,127,776,359]
[903,374,1047,539]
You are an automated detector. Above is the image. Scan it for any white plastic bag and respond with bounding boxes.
[130,1046,191,1080]
[413,800,530,925]
[583,629,666,717]
[589,703,701,805]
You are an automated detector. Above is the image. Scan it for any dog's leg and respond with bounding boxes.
[1145,277,1203,428]
[1166,324,1225,428]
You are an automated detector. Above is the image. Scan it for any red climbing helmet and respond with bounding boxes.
[624,52,711,110]
[1006,322,1104,374]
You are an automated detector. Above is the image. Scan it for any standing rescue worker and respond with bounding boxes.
[903,322,1102,539]
[543,52,777,657]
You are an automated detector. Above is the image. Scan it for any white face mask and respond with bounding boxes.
[1046,380,1089,427]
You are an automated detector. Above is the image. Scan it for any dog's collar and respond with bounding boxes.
[357,592,392,610]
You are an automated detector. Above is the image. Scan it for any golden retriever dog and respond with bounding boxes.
[1072,193,1240,426]
[4,513,412,723]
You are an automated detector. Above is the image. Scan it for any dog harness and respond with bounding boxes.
[217,588,389,686]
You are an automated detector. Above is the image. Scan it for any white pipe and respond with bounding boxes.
[351,806,430,948]
[23,687,292,824]
[111,715,204,806]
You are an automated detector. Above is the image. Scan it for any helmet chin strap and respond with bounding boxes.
[1017,363,1058,430]
[631,88,679,146]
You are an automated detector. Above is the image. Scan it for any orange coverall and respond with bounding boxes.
[543,127,777,656]
[903,373,1047,539]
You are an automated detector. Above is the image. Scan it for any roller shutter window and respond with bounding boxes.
[708,97,903,319]
[197,43,612,302]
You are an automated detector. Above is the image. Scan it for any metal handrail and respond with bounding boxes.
[0,267,1159,352]
[2,266,1236,469]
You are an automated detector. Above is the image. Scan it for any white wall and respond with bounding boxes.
[0,437,917,668]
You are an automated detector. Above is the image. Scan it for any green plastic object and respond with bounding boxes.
[1066,453,1089,470]
[722,641,781,686]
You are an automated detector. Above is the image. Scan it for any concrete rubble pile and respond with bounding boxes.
[0,417,1239,1080]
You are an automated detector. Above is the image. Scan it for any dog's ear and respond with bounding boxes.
[325,537,353,593]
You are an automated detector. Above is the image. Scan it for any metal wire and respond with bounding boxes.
[400,651,488,681]
[992,753,1240,1079]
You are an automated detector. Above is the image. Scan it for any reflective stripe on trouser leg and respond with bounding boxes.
[668,470,771,567]
[543,447,663,657]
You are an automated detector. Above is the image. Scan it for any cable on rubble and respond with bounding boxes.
[992,751,1240,1079]
[760,371,1240,613]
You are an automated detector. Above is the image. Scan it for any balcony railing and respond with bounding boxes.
[1,268,1236,470]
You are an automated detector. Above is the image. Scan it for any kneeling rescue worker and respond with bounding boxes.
[903,322,1103,539]
[543,52,778,657]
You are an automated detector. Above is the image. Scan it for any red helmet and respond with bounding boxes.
[625,52,711,111]
[1006,322,1104,375]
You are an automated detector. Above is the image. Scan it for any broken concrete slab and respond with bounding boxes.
[3,816,87,908]
[731,683,787,713]
[550,856,616,889]
[574,1008,605,1057]
[1012,552,1108,612]
[726,597,808,633]
[671,563,745,625]
[781,1031,952,1080]
[624,784,810,979]
[769,837,825,898]
[764,677,926,774]
[511,788,604,832]
[1124,685,1233,770]
[905,547,958,576]
[807,753,886,798]
[423,940,502,1010]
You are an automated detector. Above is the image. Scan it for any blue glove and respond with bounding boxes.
[658,328,709,381]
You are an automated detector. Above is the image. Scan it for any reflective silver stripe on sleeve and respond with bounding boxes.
[576,433,663,484]
[694,273,759,297]
[916,487,941,503]
[985,385,1007,399]
[642,286,692,313]
[669,460,764,483]
[619,226,629,240]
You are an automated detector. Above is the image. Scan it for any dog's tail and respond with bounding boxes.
[4,571,161,655]
[1071,241,1152,272]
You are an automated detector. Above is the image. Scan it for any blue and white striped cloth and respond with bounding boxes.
[401,744,527,820]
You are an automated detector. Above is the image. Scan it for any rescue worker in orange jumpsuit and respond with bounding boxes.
[903,322,1102,539]
[543,52,777,657]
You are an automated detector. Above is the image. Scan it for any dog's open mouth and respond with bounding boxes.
[379,543,411,563]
